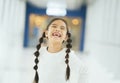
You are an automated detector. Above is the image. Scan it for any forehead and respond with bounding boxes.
[50,20,67,26]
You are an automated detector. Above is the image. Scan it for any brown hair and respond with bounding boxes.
[33,18,72,83]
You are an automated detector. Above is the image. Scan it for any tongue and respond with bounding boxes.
[54,33,58,36]
[53,33,60,37]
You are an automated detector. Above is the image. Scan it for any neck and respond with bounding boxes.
[47,42,63,53]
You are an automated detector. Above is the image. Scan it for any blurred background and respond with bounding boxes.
[0,0,120,83]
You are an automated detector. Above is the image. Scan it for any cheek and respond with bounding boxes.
[63,32,67,38]
[48,32,51,37]
[47,29,52,36]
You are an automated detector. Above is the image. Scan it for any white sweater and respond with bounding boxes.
[38,47,88,83]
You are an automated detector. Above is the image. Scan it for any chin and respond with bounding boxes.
[51,38,62,43]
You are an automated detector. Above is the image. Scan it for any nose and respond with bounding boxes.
[55,27,61,31]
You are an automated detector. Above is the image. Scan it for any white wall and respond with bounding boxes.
[0,0,27,82]
[0,0,26,58]
[0,0,26,54]
[85,0,120,79]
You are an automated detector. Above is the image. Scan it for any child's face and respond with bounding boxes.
[46,20,68,43]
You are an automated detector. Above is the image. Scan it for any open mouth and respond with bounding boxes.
[52,32,61,37]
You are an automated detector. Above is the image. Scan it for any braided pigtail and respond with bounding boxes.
[65,32,72,81]
[33,32,45,83]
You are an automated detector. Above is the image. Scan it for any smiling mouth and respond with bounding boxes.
[52,32,61,37]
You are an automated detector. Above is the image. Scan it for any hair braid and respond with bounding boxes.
[33,32,45,83]
[65,32,72,81]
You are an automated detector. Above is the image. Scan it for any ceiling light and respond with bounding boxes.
[46,1,67,16]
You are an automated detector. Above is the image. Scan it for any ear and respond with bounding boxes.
[64,35,68,41]
[45,30,48,38]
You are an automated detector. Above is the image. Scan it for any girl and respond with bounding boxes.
[33,18,88,83]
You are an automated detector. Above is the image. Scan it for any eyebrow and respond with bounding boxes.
[51,24,57,26]
[52,24,65,27]
[51,23,66,29]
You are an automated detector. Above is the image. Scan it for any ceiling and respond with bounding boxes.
[27,0,95,10]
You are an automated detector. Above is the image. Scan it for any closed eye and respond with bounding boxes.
[51,24,57,28]
[52,25,57,28]
[60,26,66,30]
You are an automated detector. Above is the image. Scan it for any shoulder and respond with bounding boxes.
[69,50,88,72]
[69,50,81,67]
[69,49,81,64]
[39,46,47,54]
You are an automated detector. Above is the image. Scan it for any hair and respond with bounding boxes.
[33,18,72,83]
